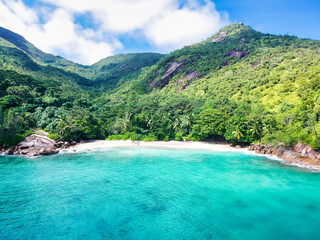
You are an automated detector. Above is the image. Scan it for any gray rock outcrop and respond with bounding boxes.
[225,50,249,58]
[248,142,320,169]
[212,31,227,42]
[4,149,13,155]
[15,134,58,157]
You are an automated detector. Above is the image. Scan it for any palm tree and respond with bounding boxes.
[249,123,261,137]
[232,127,244,140]
[173,118,181,131]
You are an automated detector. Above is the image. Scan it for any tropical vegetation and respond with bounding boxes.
[0,23,320,149]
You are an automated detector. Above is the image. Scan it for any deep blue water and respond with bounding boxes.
[0,148,320,240]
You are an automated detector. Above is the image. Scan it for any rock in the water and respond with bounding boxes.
[4,149,13,155]
[294,142,320,160]
[266,149,273,154]
[248,142,320,169]
[247,145,254,151]
[15,134,58,156]
[39,148,59,156]
[54,141,64,148]
[70,141,77,146]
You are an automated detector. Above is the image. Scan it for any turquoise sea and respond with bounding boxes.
[0,148,320,240]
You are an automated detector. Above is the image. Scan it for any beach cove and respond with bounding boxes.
[62,140,320,171]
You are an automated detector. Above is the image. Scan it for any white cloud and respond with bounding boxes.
[42,0,176,32]
[5,0,37,24]
[0,0,229,64]
[145,1,228,48]
[0,0,119,64]
[34,9,117,64]
[0,0,37,35]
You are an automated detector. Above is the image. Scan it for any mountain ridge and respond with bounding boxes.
[0,26,163,67]
[0,26,79,68]
[0,26,164,90]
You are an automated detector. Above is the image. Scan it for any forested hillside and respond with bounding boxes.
[0,27,77,68]
[1,23,320,149]
[0,27,163,145]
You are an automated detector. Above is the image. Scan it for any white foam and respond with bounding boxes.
[57,140,320,171]
[243,149,320,171]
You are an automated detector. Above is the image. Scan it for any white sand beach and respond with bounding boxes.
[60,140,244,154]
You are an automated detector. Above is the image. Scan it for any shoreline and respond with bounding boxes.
[62,140,239,153]
[3,138,319,171]
[61,140,320,171]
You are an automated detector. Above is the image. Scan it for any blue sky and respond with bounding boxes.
[214,0,320,40]
[0,0,319,64]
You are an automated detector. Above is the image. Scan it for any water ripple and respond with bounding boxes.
[0,149,320,239]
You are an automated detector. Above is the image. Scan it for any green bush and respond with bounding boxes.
[47,133,59,141]
[23,129,36,137]
[142,135,158,141]
[0,134,25,147]
[106,135,125,140]
[174,132,185,141]
[106,132,144,141]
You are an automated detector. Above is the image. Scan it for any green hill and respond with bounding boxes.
[1,23,320,149]
[99,23,320,148]
[73,53,164,91]
[0,26,79,68]
[0,26,163,90]
[0,26,164,144]
[0,28,88,88]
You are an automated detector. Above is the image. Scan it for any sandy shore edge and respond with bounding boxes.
[63,140,238,152]
[59,140,320,171]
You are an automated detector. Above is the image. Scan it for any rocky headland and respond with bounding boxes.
[0,134,77,157]
[248,142,320,169]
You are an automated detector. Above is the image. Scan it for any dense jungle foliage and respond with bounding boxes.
[0,23,320,149]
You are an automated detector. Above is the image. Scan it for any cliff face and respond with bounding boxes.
[248,142,320,169]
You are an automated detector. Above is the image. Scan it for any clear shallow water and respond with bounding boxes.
[0,149,320,240]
